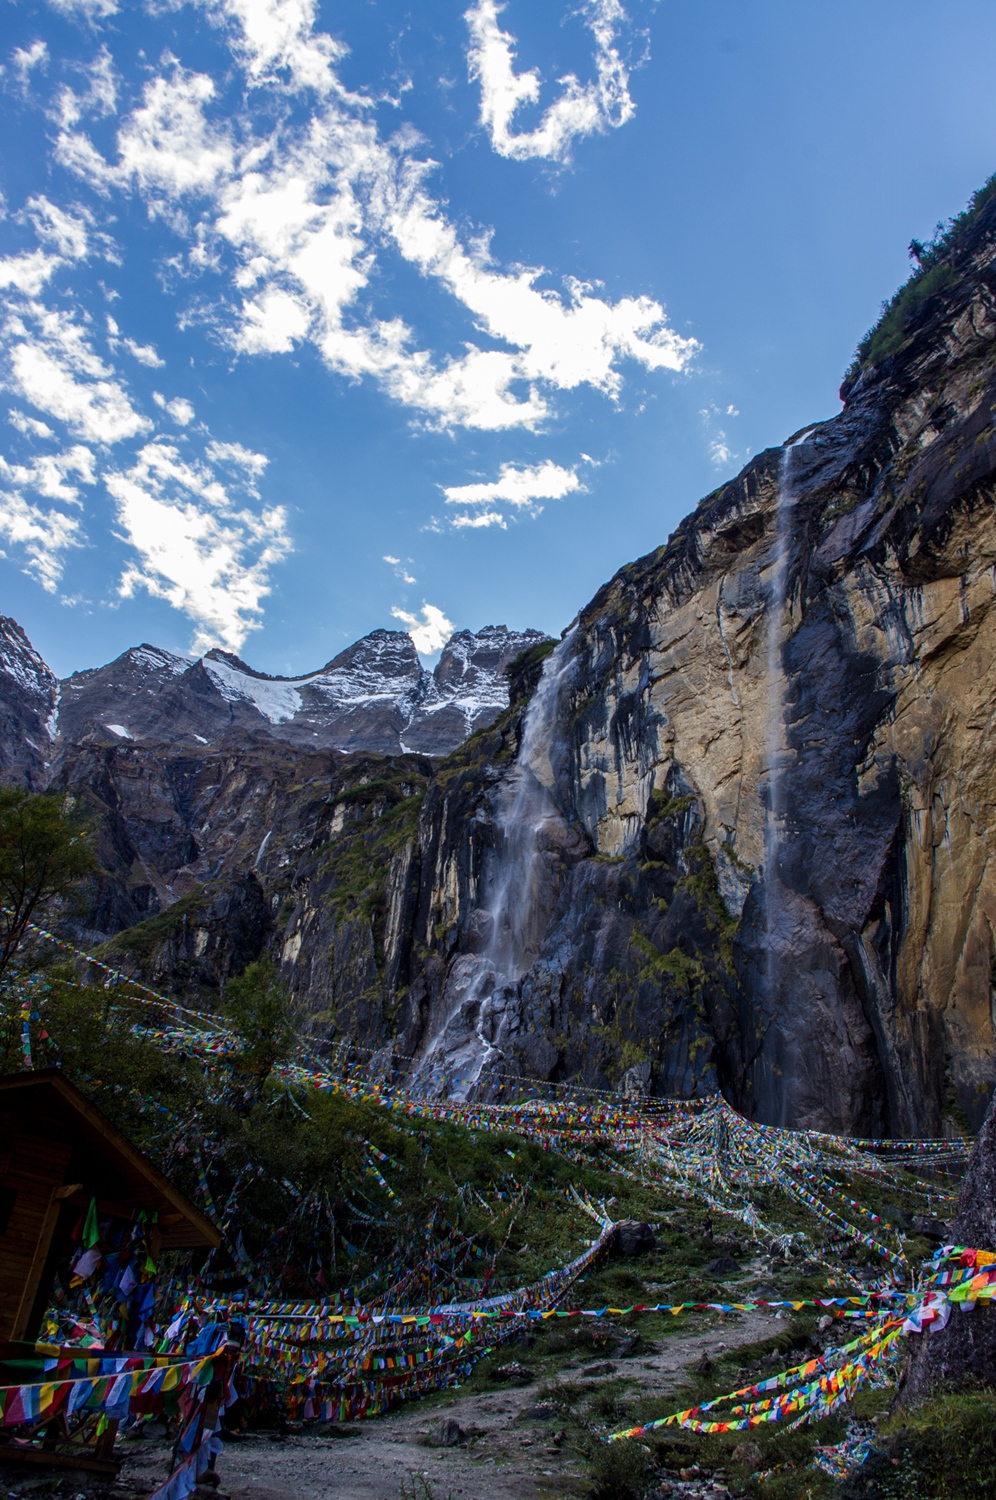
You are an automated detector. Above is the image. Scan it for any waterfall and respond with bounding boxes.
[411,631,578,1099]
[764,447,793,897]
[763,436,809,992]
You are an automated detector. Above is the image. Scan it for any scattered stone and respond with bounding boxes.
[704,1256,741,1276]
[493,1362,535,1383]
[732,1440,762,1467]
[679,1465,702,1480]
[912,1215,950,1241]
[582,1360,616,1377]
[426,1417,465,1447]
[526,1404,557,1420]
[818,1315,833,1332]
[693,1355,713,1376]
[613,1334,640,1358]
[612,1220,657,1256]
[880,1204,912,1229]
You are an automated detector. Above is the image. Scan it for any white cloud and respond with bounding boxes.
[5,301,151,445]
[465,0,636,164]
[709,435,733,466]
[391,601,454,654]
[24,196,93,260]
[0,444,97,505]
[206,439,268,474]
[107,440,290,652]
[153,391,196,425]
[46,0,119,17]
[450,510,506,529]
[53,45,118,129]
[8,410,55,439]
[123,337,164,367]
[0,252,61,297]
[0,450,84,591]
[443,458,581,507]
[56,3,694,434]
[12,41,49,85]
[383,552,416,583]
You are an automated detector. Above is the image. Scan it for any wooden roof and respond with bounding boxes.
[0,1069,220,1250]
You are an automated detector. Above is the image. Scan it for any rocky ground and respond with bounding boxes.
[110,1305,780,1500]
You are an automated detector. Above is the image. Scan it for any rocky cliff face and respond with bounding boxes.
[0,616,57,790]
[7,196,996,1139]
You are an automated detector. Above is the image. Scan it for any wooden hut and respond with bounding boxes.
[0,1068,219,1342]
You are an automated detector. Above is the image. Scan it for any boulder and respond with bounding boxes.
[612,1221,656,1256]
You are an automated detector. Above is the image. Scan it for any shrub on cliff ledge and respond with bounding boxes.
[849,172,996,377]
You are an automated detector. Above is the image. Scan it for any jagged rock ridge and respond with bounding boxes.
[0,623,548,768]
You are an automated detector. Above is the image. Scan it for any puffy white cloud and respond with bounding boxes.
[465,0,636,164]
[391,602,454,654]
[12,41,49,85]
[46,0,119,17]
[8,410,55,439]
[0,493,82,590]
[206,440,268,474]
[53,46,118,130]
[24,196,93,260]
[450,510,506,528]
[5,301,151,445]
[383,553,416,583]
[0,444,96,505]
[58,65,234,206]
[107,440,291,652]
[0,440,86,590]
[443,458,581,508]
[0,252,62,297]
[121,337,164,368]
[153,391,196,425]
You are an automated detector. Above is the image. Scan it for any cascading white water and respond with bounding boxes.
[411,631,578,1099]
[763,436,809,991]
[764,446,793,914]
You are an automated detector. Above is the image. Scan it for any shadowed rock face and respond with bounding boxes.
[5,201,996,1135]
[0,617,57,790]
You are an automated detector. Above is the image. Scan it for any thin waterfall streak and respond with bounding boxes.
[411,631,578,1099]
[764,446,794,993]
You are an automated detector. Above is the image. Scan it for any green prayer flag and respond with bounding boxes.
[83,1197,100,1249]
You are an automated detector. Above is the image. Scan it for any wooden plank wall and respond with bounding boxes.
[0,1107,73,1341]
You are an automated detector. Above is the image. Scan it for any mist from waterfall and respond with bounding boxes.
[411,631,578,1099]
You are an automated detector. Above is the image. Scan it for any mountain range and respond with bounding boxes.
[0,620,548,784]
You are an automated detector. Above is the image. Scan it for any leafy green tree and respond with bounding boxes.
[0,787,96,985]
[225,958,296,1103]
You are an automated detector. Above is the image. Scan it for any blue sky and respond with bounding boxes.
[1,0,995,678]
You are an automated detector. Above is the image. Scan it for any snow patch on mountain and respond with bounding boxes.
[203,656,303,724]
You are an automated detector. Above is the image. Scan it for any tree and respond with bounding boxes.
[899,1091,996,1405]
[225,958,295,1104]
[0,787,96,986]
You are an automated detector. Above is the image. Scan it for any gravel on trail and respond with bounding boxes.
[110,1309,778,1500]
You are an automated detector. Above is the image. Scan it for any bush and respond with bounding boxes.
[838,1390,996,1500]
[849,171,996,376]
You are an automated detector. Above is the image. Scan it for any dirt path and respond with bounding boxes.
[114,1309,781,1500]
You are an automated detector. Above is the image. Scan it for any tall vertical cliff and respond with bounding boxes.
[12,187,996,1139]
[356,185,996,1136]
